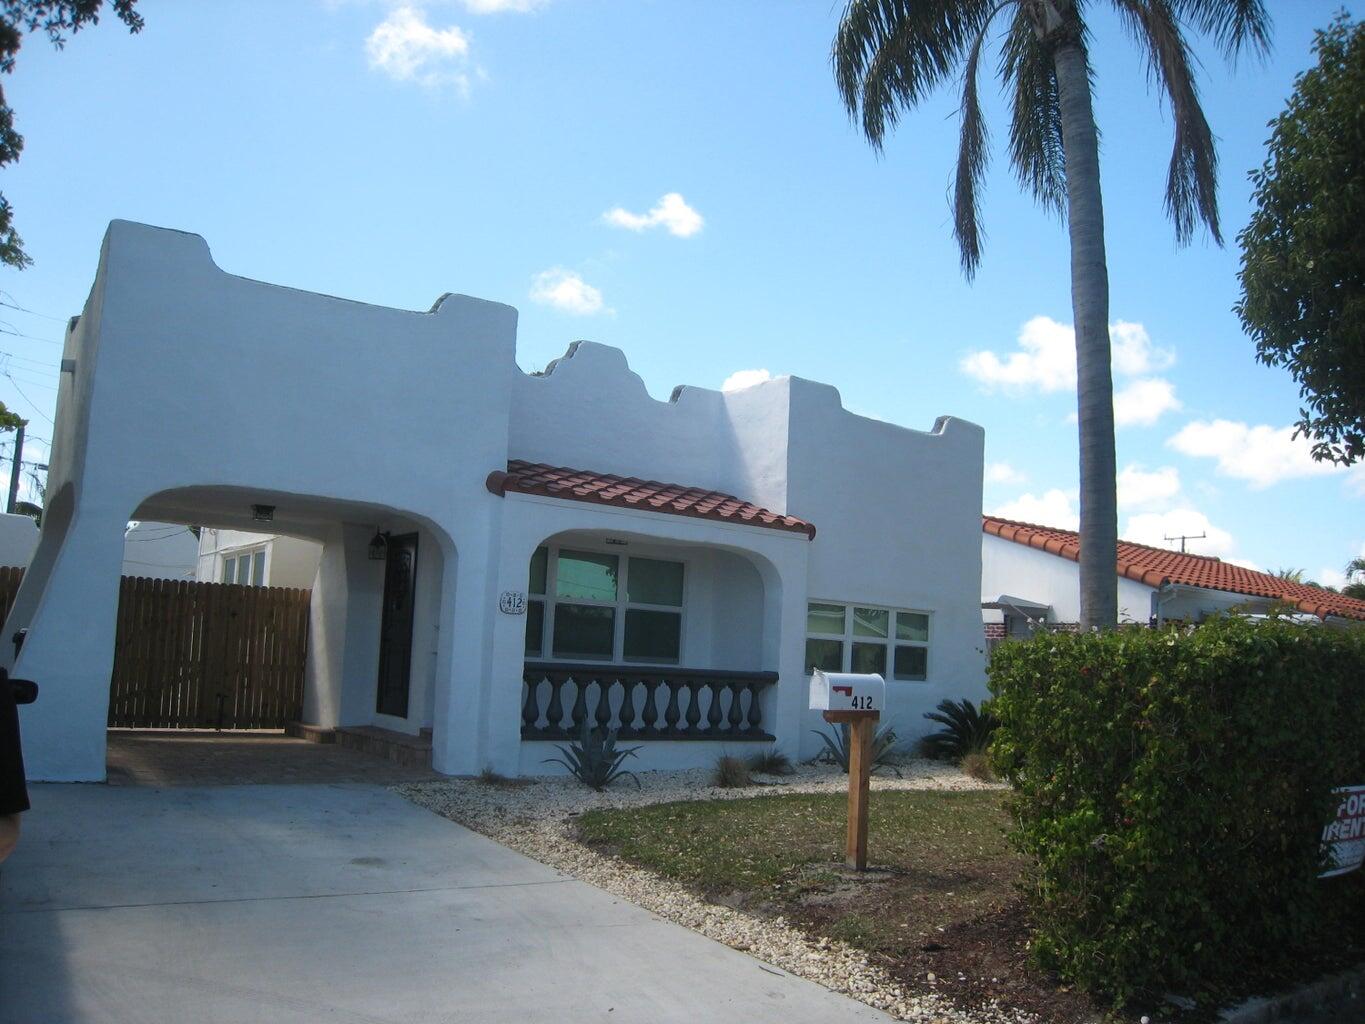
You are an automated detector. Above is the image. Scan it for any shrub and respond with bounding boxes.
[712,754,753,788]
[543,722,641,791]
[920,698,999,759]
[749,747,794,775]
[958,750,995,782]
[811,723,902,776]
[990,617,1365,1007]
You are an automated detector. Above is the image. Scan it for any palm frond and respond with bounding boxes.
[953,14,993,278]
[998,7,1066,215]
[1115,0,1221,245]
[832,0,994,148]
[1171,0,1271,61]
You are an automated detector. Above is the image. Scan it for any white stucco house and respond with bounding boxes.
[195,528,322,589]
[982,515,1365,641]
[120,521,199,580]
[0,512,38,568]
[7,221,987,782]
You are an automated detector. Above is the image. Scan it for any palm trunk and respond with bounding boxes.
[1052,35,1118,630]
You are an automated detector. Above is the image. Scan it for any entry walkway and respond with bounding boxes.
[106,729,437,786]
[1,783,892,1024]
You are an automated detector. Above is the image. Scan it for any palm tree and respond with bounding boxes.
[1343,557,1365,600]
[832,1,1270,629]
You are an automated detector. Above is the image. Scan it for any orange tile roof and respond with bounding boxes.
[983,515,1365,622]
[488,461,816,538]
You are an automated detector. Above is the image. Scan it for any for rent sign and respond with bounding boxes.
[1321,785,1365,878]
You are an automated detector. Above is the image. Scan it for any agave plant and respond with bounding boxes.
[811,723,901,777]
[543,722,642,791]
[920,699,999,760]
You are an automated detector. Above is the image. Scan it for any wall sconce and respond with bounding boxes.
[252,504,275,523]
[368,529,389,561]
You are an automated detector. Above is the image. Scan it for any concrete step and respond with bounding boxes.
[284,721,336,744]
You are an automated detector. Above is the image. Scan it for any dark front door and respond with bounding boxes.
[376,533,418,718]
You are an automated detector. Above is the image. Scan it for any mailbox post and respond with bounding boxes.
[810,669,885,871]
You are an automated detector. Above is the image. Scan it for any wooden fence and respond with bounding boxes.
[0,569,312,730]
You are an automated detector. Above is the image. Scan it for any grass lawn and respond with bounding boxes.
[577,789,1101,1020]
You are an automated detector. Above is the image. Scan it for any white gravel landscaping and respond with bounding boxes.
[395,760,1035,1024]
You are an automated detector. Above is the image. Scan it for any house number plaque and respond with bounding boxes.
[499,591,526,615]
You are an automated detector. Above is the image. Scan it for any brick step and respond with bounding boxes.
[334,725,432,769]
[285,721,336,744]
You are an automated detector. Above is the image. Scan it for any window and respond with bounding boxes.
[524,545,685,664]
[805,602,930,680]
[221,547,267,586]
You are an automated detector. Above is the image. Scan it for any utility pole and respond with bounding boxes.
[1164,531,1206,554]
[6,422,23,514]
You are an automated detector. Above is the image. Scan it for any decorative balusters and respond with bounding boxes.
[545,676,564,733]
[618,677,636,732]
[595,678,613,730]
[727,684,745,734]
[640,679,660,734]
[570,677,588,732]
[683,679,702,733]
[520,663,776,742]
[706,681,724,732]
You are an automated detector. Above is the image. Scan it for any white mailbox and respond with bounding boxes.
[809,669,885,713]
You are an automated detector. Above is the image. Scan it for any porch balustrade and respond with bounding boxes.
[521,662,777,741]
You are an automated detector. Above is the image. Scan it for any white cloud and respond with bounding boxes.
[1167,420,1343,489]
[462,0,548,12]
[1118,464,1181,509]
[961,316,1077,393]
[529,268,608,315]
[603,193,704,238]
[991,489,1079,530]
[366,6,472,92]
[962,317,1179,428]
[1319,566,1350,590]
[985,462,1028,485]
[721,368,771,392]
[1122,508,1236,558]
[1109,320,1175,377]
[1114,377,1181,427]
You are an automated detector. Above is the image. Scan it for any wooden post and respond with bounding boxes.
[824,709,878,871]
[846,714,873,870]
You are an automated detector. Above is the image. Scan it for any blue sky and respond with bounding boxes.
[0,1,1357,585]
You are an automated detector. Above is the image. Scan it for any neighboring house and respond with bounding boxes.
[195,528,322,589]
[0,512,38,568]
[8,221,986,782]
[981,516,1365,642]
[121,521,199,580]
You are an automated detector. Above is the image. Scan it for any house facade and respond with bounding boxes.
[982,515,1365,639]
[120,521,199,580]
[7,221,987,782]
[195,528,322,589]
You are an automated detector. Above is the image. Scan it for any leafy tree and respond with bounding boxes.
[0,1,143,268]
[832,0,1269,629]
[1237,15,1365,466]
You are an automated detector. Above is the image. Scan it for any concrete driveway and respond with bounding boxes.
[1,783,892,1024]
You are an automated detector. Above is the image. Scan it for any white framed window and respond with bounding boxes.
[524,545,685,665]
[220,547,267,586]
[805,602,930,681]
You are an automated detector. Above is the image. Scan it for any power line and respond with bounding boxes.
[0,293,68,323]
[3,373,54,424]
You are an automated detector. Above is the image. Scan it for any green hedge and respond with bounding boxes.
[989,616,1365,1005]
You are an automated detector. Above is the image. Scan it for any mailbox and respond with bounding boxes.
[809,669,885,714]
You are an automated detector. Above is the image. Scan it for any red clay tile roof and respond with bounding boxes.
[488,461,816,538]
[983,515,1365,623]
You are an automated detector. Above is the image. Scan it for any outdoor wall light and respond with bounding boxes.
[251,504,275,523]
[368,530,390,561]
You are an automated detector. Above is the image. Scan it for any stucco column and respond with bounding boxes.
[429,516,497,776]
[757,544,811,760]
[11,505,128,781]
[302,526,347,729]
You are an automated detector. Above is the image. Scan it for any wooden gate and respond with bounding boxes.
[107,578,311,729]
[0,571,311,729]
